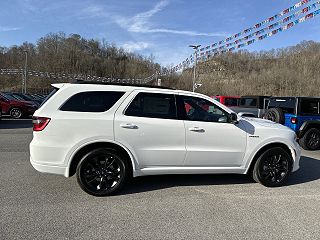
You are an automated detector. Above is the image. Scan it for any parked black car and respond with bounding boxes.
[230,95,270,118]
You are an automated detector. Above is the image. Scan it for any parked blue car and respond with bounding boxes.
[264,97,320,150]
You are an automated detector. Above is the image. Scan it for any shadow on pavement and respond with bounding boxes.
[0,119,32,129]
[286,155,320,186]
[120,155,320,195]
[120,174,253,195]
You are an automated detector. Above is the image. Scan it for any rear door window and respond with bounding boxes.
[60,91,124,112]
[125,92,177,119]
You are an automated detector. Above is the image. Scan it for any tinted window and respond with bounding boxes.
[179,96,229,123]
[1,93,16,101]
[300,99,319,115]
[240,98,257,107]
[125,92,177,119]
[268,98,295,114]
[60,91,124,112]
[225,98,239,106]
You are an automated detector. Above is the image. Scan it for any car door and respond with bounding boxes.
[114,90,186,168]
[177,94,247,167]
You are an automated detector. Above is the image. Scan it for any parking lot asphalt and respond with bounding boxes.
[1,119,320,240]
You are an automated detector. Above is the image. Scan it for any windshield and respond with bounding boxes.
[1,93,16,101]
[11,94,27,101]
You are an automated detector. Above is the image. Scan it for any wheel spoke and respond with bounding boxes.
[81,152,122,193]
[260,152,289,184]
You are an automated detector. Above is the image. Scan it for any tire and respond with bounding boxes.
[76,148,130,196]
[264,108,284,124]
[252,147,292,187]
[299,128,320,151]
[10,108,23,119]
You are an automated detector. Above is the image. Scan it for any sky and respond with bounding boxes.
[0,0,320,66]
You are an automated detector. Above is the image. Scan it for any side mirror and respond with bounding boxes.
[238,112,256,118]
[218,116,228,123]
[229,113,238,124]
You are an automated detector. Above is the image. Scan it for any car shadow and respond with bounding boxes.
[286,155,320,186]
[0,118,32,129]
[119,155,320,195]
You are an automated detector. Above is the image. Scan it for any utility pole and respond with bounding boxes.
[189,44,201,92]
[23,50,28,94]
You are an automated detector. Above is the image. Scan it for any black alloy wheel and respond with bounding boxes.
[76,148,129,196]
[299,128,320,150]
[253,147,292,187]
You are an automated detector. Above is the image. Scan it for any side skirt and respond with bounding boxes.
[133,167,247,177]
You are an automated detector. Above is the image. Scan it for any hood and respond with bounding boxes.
[240,117,291,131]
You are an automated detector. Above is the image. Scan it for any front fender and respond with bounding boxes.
[242,136,299,173]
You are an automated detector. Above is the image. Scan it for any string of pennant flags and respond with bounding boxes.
[199,0,313,53]
[0,68,157,84]
[171,0,320,72]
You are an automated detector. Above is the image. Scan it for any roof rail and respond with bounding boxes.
[73,80,175,90]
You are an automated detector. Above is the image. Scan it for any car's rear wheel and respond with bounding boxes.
[10,108,22,119]
[264,108,284,124]
[299,128,320,150]
[252,147,292,187]
[76,148,129,196]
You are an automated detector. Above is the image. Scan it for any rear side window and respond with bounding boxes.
[300,99,319,115]
[225,98,239,106]
[240,98,257,107]
[60,91,124,112]
[125,92,177,119]
[268,98,296,114]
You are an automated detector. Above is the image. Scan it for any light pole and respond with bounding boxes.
[23,50,28,94]
[189,44,201,92]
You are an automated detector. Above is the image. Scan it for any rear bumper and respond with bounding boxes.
[30,156,68,177]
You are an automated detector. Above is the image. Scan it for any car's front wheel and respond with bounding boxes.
[252,147,292,187]
[76,148,129,196]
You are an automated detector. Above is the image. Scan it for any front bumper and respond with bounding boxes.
[291,140,301,172]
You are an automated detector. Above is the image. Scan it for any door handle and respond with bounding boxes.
[120,123,138,129]
[189,127,205,132]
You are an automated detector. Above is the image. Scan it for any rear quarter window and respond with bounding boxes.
[60,91,125,112]
[300,99,320,115]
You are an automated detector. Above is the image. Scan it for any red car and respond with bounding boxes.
[0,92,38,119]
[213,95,240,107]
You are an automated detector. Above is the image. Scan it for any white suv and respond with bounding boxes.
[30,82,301,196]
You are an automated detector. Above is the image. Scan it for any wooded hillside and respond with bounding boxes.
[0,32,160,91]
[171,40,320,97]
[1,33,319,97]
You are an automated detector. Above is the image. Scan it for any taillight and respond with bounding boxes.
[32,116,50,131]
[291,117,297,124]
